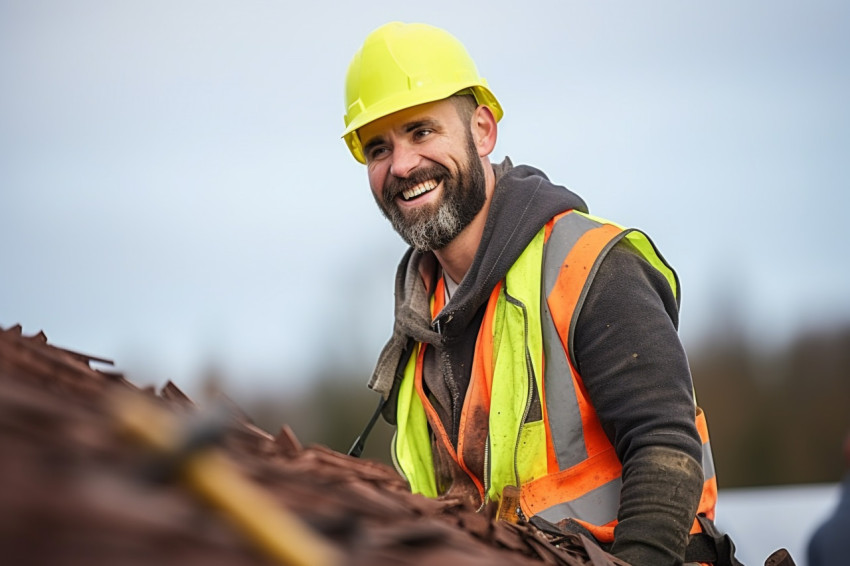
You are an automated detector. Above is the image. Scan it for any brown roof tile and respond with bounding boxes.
[0,325,629,566]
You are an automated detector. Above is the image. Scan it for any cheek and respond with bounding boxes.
[367,165,387,199]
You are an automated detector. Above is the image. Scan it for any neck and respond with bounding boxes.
[433,159,495,284]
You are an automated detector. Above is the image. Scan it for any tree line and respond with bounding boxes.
[243,322,850,488]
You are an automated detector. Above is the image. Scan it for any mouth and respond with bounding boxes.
[400,179,439,202]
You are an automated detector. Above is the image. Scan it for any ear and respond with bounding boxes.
[471,105,498,157]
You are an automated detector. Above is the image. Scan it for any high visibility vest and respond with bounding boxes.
[392,210,718,542]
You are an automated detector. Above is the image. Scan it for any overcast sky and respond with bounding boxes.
[2,1,848,396]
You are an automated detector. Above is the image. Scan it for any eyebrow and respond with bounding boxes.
[403,118,438,133]
[362,118,440,156]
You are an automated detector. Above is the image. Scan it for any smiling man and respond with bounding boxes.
[359,95,493,284]
[342,22,742,566]
[360,96,486,260]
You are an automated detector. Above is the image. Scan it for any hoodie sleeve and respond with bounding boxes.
[572,239,704,566]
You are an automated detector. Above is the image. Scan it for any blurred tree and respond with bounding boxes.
[692,324,850,487]
[244,370,395,467]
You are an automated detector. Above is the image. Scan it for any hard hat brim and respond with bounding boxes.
[342,84,502,164]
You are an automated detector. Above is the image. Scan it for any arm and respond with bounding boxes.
[573,239,703,566]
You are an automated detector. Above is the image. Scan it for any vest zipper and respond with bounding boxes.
[503,287,535,489]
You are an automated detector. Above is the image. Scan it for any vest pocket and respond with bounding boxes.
[516,419,547,484]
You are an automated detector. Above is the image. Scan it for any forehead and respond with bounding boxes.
[358,98,460,146]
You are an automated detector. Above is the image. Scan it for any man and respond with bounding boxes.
[342,22,740,566]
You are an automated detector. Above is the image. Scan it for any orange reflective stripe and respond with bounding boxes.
[422,277,486,501]
[413,342,487,501]
[694,407,717,521]
[547,223,622,458]
[695,407,710,442]
[520,446,622,518]
[474,281,500,398]
[412,344,451,458]
[698,477,718,523]
[546,222,622,360]
[457,282,501,492]
[432,276,446,315]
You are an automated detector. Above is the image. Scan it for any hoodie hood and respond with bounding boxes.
[369,158,588,397]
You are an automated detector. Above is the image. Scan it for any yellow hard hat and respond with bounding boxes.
[342,22,503,163]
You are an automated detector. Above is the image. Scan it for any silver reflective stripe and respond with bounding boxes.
[541,213,601,470]
[541,305,587,468]
[536,476,622,527]
[703,441,716,481]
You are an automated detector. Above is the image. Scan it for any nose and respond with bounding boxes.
[389,142,422,178]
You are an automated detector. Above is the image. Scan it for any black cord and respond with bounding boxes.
[347,395,386,458]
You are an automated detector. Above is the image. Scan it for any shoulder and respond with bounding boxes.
[543,211,678,302]
[591,237,681,326]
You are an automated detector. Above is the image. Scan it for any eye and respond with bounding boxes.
[412,128,433,141]
[367,145,390,162]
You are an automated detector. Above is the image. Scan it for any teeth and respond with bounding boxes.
[401,180,438,201]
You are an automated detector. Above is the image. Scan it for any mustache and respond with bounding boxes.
[382,164,450,203]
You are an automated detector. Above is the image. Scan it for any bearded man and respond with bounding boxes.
[342,22,743,566]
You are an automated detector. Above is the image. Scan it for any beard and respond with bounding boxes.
[375,134,486,251]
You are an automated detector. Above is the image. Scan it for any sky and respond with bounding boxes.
[1,1,848,397]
